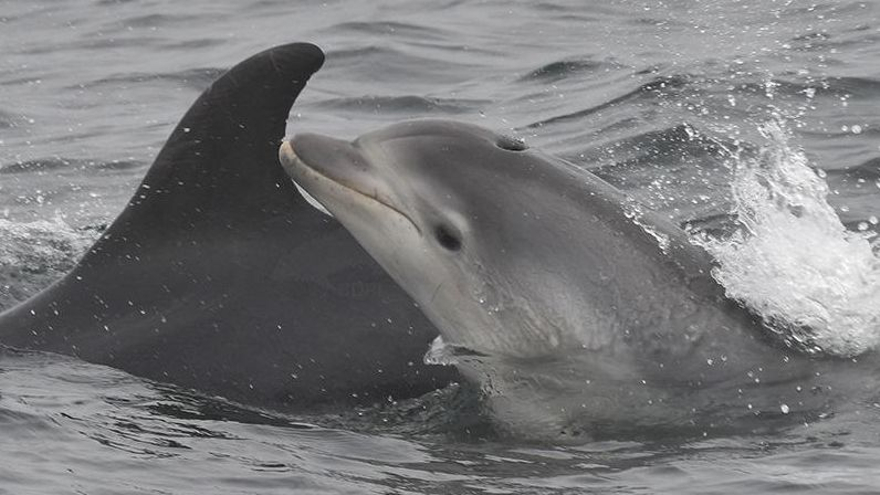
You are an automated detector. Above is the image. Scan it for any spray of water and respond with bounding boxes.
[0,217,100,309]
[0,217,95,271]
[696,119,880,357]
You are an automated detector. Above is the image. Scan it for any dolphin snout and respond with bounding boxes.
[282,133,370,176]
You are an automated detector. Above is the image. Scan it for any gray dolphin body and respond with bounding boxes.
[281,120,877,438]
[0,44,455,410]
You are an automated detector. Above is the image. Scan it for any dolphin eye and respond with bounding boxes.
[434,225,462,251]
[496,135,528,151]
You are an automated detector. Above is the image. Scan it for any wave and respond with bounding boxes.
[330,21,448,40]
[325,46,477,85]
[825,157,880,183]
[561,124,746,178]
[313,95,485,114]
[76,67,226,92]
[813,76,880,100]
[0,157,144,174]
[786,26,880,53]
[117,13,201,28]
[705,73,880,103]
[518,58,624,83]
[526,74,691,128]
[159,38,225,51]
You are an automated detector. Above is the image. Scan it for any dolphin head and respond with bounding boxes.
[280,120,831,437]
[280,120,638,359]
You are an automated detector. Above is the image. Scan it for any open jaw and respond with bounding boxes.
[278,140,422,234]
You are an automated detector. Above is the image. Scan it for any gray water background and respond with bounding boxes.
[2,0,880,493]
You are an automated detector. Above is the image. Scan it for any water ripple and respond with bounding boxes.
[1,158,144,174]
[526,74,692,128]
[75,67,226,92]
[325,46,478,85]
[0,109,20,129]
[314,95,486,114]
[331,20,448,40]
[518,58,625,83]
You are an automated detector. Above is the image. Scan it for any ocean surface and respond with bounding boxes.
[2,0,880,493]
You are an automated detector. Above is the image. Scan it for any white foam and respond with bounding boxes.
[423,336,456,366]
[0,217,97,271]
[694,119,880,357]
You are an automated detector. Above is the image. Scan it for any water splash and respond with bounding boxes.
[624,201,671,253]
[0,217,96,270]
[424,336,458,366]
[696,119,880,357]
[0,217,99,310]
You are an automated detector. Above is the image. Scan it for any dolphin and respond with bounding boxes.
[280,119,877,438]
[0,43,456,410]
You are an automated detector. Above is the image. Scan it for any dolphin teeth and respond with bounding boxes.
[293,180,333,217]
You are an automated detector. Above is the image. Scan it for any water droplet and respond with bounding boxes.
[852,125,863,134]
[780,404,790,414]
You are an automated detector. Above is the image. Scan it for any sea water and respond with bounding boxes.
[2,0,880,493]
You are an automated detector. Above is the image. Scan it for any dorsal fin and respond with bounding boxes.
[0,43,455,408]
[99,43,323,246]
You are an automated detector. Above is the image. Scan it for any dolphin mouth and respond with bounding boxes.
[279,140,422,234]
[292,177,333,217]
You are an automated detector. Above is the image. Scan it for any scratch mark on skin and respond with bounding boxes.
[431,281,443,304]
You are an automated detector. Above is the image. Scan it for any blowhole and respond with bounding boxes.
[496,135,529,152]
